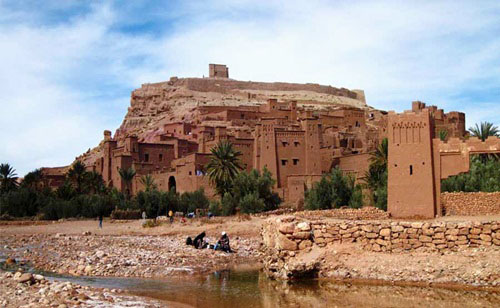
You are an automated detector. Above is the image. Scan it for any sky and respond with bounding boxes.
[1,0,499,176]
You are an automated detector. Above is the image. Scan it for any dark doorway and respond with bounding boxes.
[168,176,176,192]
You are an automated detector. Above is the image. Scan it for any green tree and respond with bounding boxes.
[364,138,388,210]
[438,129,448,142]
[0,163,18,195]
[231,168,280,213]
[139,174,157,192]
[67,161,87,194]
[206,140,243,197]
[118,167,136,200]
[305,167,363,210]
[468,122,499,141]
[179,189,209,213]
[22,168,43,190]
[84,171,107,194]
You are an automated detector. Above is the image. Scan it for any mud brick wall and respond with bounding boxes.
[441,192,500,216]
[262,216,500,254]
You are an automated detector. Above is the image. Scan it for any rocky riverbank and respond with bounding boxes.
[1,233,260,279]
[0,270,162,307]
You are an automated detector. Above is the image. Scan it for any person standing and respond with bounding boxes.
[98,214,103,229]
[168,210,174,224]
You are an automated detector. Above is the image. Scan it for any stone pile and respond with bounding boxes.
[0,270,160,307]
[263,216,499,254]
[442,192,500,216]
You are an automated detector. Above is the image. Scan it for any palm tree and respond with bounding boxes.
[0,163,18,193]
[118,167,136,199]
[139,174,157,192]
[438,129,448,142]
[369,138,388,169]
[469,122,500,162]
[206,140,243,197]
[67,161,87,194]
[22,168,43,190]
[468,122,499,141]
[85,171,106,194]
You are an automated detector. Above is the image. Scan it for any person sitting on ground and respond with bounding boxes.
[187,231,207,249]
[215,231,232,253]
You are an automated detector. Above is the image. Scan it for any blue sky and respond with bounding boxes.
[1,0,500,176]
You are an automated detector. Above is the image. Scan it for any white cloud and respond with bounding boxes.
[1,0,499,176]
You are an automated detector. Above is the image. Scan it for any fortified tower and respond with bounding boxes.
[387,109,436,218]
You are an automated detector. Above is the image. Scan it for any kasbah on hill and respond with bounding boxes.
[1,64,500,307]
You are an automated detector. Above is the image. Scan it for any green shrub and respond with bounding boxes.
[221,192,237,216]
[179,189,209,213]
[305,167,363,210]
[441,156,500,192]
[229,168,281,214]
[208,200,222,216]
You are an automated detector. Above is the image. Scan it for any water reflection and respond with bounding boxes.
[2,257,499,308]
[127,271,499,308]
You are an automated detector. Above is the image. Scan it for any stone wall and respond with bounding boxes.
[262,216,500,254]
[441,192,500,216]
[261,216,499,279]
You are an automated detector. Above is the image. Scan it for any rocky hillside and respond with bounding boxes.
[78,76,374,166]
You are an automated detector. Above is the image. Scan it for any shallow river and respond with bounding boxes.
[42,269,500,307]
[2,258,500,307]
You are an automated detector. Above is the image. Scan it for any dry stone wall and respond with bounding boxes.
[263,216,499,253]
[261,216,500,279]
[441,192,500,216]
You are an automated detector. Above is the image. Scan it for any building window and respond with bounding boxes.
[294,141,300,147]
[281,159,288,166]
[189,171,192,175]
[410,165,413,175]
[159,154,163,162]
[282,141,288,147]
[293,159,299,165]
[144,153,149,162]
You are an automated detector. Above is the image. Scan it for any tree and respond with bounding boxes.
[231,168,280,213]
[305,167,363,210]
[84,171,107,195]
[118,167,136,199]
[67,161,87,194]
[22,168,43,190]
[369,138,388,169]
[0,163,18,194]
[364,138,388,210]
[438,129,448,142]
[206,140,243,197]
[468,122,499,141]
[139,174,157,192]
[468,122,500,161]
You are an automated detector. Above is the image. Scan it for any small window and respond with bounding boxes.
[281,160,288,166]
[282,141,288,147]
[144,153,149,162]
[410,165,413,175]
[189,171,192,175]
[294,141,300,147]
[159,154,163,162]
[293,159,299,165]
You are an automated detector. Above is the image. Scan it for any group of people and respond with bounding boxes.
[186,231,232,253]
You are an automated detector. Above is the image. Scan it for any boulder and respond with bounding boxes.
[16,273,34,283]
[297,222,311,232]
[278,223,295,234]
[277,234,298,251]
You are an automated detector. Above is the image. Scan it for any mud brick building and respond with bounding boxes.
[44,64,473,217]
